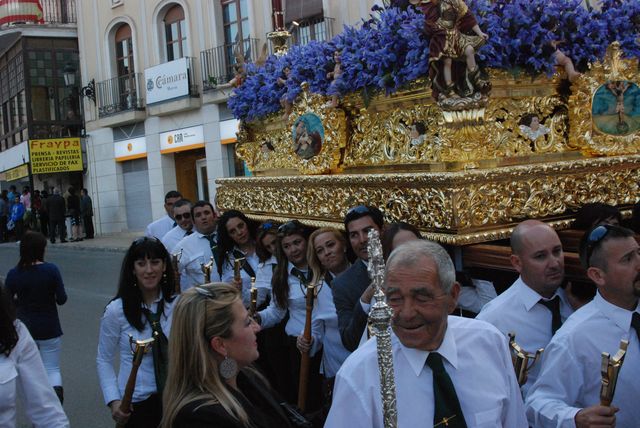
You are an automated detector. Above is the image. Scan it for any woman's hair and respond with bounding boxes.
[215,210,257,278]
[381,222,422,261]
[17,231,47,269]
[573,203,622,230]
[0,281,18,357]
[272,220,309,308]
[115,237,175,331]
[307,227,347,285]
[161,284,252,428]
[255,220,278,263]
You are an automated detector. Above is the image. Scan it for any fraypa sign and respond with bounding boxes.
[144,57,189,104]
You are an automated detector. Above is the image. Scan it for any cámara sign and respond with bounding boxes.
[29,138,83,174]
[144,58,190,104]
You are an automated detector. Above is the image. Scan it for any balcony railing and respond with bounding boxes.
[200,38,259,91]
[290,16,334,46]
[267,17,335,54]
[184,56,199,96]
[97,73,145,118]
[0,0,77,27]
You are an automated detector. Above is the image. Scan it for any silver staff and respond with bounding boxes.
[367,229,398,428]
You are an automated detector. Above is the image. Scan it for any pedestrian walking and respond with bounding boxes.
[4,231,68,403]
[80,188,94,239]
[46,188,66,244]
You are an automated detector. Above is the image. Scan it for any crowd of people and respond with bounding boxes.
[0,185,94,244]
[1,188,638,427]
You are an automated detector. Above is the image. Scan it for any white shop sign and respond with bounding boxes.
[114,137,147,161]
[160,125,205,154]
[144,57,189,104]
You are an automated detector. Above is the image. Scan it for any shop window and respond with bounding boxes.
[164,5,187,61]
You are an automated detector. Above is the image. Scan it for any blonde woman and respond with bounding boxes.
[161,284,291,428]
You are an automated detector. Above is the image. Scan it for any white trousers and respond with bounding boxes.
[35,337,62,387]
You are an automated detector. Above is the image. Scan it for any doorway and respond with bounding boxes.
[174,148,205,202]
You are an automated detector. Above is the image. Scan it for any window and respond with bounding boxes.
[115,24,134,78]
[222,0,249,45]
[164,5,187,61]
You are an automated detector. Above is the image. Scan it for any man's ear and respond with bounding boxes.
[510,254,523,273]
[586,266,606,288]
[447,282,461,314]
[209,336,225,356]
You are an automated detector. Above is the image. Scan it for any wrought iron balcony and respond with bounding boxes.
[290,16,334,46]
[200,38,260,91]
[0,0,77,27]
[96,73,145,118]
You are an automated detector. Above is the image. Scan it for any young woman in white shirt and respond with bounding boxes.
[97,237,177,427]
[254,220,322,410]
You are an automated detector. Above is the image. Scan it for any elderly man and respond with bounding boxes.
[525,225,640,428]
[160,199,193,253]
[477,220,574,394]
[332,205,385,351]
[174,200,218,291]
[145,190,182,239]
[326,240,527,427]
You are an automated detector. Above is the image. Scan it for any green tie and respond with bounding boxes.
[426,352,467,428]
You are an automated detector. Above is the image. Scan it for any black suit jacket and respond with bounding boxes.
[332,260,371,352]
[173,370,291,428]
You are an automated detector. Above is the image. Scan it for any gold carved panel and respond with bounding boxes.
[569,42,640,155]
[216,155,640,245]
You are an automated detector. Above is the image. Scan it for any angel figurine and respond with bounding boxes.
[325,50,346,108]
[519,114,551,141]
[278,66,293,120]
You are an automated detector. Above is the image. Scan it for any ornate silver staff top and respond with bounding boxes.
[367,229,398,428]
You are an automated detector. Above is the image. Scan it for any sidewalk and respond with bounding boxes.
[0,231,145,253]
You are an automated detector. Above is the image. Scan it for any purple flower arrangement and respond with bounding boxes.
[229,0,639,121]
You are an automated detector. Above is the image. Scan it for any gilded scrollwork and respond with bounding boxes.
[235,83,347,175]
[568,42,640,156]
[216,155,640,245]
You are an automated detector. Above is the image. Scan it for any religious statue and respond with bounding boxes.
[411,0,490,101]
[519,114,551,142]
[326,49,346,108]
[278,66,293,120]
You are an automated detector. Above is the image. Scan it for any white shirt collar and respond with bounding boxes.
[594,291,639,333]
[517,276,567,311]
[396,318,458,377]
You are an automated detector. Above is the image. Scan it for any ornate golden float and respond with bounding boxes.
[216,43,639,244]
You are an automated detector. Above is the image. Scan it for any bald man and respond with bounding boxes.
[477,220,574,395]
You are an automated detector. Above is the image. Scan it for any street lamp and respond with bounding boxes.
[63,62,96,104]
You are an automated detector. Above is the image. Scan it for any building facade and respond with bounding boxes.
[0,0,81,199]
[77,0,380,234]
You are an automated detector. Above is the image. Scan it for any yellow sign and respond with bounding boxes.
[29,138,83,174]
[5,164,29,181]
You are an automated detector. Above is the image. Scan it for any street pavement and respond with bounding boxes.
[0,231,145,427]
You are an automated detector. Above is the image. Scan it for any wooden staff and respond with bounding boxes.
[297,282,316,412]
[170,249,182,295]
[116,336,154,428]
[249,277,258,316]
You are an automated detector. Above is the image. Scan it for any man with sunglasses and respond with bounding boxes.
[477,220,573,394]
[332,205,385,351]
[174,201,219,291]
[145,190,182,239]
[525,224,640,428]
[161,199,193,253]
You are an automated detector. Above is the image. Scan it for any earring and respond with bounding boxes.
[219,355,238,380]
[132,278,138,288]
[162,272,167,285]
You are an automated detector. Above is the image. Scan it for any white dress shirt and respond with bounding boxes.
[220,248,263,307]
[253,255,276,305]
[310,280,351,378]
[458,278,497,314]
[96,297,175,405]
[175,231,218,291]
[476,276,574,394]
[326,316,527,428]
[0,321,69,427]
[525,292,640,428]
[258,262,308,336]
[145,214,174,239]
[160,225,190,254]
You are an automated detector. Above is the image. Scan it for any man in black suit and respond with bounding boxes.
[332,205,385,351]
